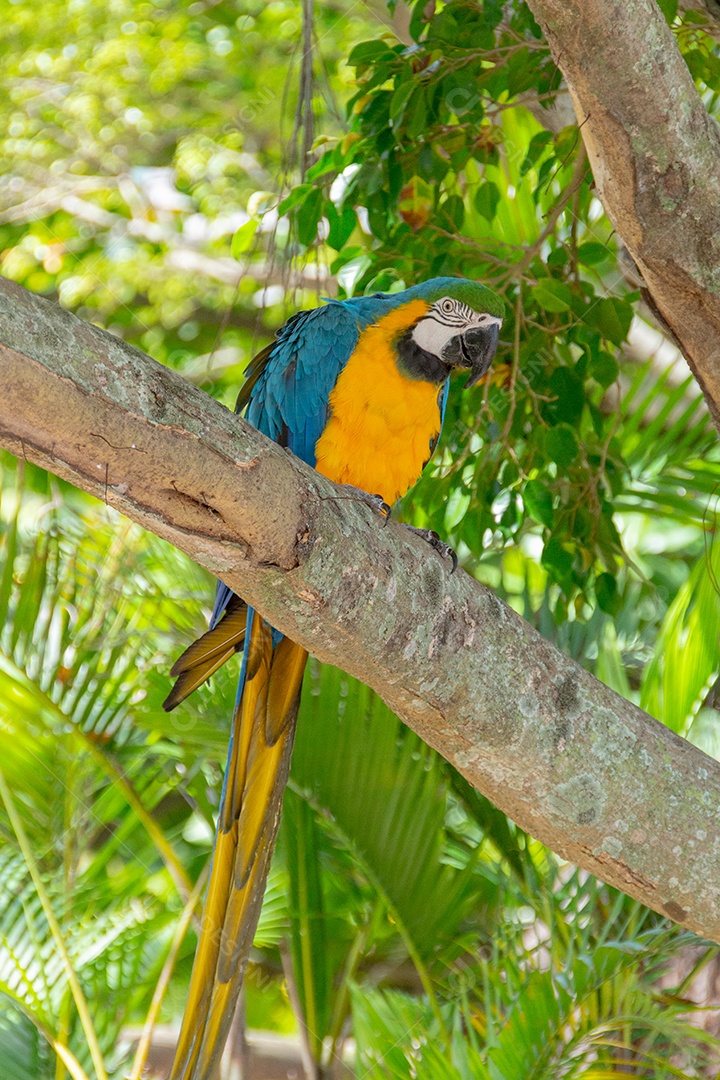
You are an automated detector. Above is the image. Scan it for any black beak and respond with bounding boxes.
[441,323,501,388]
[461,323,500,388]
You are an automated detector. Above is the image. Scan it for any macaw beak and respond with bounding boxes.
[441,320,501,388]
[461,322,501,388]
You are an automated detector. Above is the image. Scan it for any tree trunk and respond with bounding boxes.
[525,0,720,431]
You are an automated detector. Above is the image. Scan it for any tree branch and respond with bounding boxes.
[526,0,720,430]
[1,275,720,941]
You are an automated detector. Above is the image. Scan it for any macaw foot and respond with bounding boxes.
[401,525,458,574]
[333,484,392,525]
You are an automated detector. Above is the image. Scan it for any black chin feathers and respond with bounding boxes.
[396,329,449,384]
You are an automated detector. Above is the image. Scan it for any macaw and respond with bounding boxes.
[164,276,503,1079]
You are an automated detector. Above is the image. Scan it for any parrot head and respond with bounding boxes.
[401,277,504,387]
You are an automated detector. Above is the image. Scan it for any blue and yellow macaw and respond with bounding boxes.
[164,277,503,1078]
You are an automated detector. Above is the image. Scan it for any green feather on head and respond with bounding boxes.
[400,276,505,319]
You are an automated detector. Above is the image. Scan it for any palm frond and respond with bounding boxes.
[290,664,486,963]
[640,533,720,734]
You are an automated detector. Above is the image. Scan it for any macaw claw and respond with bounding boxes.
[369,492,392,524]
[401,525,458,573]
[334,484,392,524]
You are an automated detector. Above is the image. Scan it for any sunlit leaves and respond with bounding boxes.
[0,0,377,387]
[0,485,212,1073]
[230,218,258,258]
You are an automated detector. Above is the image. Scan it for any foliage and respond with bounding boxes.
[3,0,720,1076]
[1,477,719,1075]
[350,910,715,1080]
[0,0,368,402]
[273,0,720,631]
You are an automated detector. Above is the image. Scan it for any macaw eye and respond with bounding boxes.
[440,299,454,314]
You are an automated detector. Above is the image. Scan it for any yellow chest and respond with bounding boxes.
[314,300,442,505]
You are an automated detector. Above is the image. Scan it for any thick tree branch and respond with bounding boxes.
[526,0,720,429]
[1,276,720,940]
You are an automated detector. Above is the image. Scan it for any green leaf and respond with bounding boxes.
[546,247,568,270]
[533,279,573,313]
[330,245,366,273]
[326,201,356,250]
[474,181,500,221]
[656,0,678,23]
[278,183,313,216]
[449,769,529,884]
[253,862,289,949]
[542,538,573,578]
[523,479,554,528]
[296,188,324,246]
[596,622,633,698]
[595,572,621,616]
[441,194,465,229]
[284,791,331,1058]
[230,218,258,259]
[406,87,427,140]
[306,148,339,182]
[584,296,633,345]
[545,424,579,468]
[640,534,720,733]
[590,351,619,388]
[0,508,20,626]
[545,367,585,425]
[554,124,579,161]
[0,499,205,1067]
[390,79,415,122]
[347,40,397,71]
[351,989,487,1080]
[576,241,609,266]
[366,190,389,239]
[291,664,478,960]
[520,130,553,177]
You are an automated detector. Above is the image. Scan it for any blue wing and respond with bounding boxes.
[244,302,360,462]
[210,301,360,629]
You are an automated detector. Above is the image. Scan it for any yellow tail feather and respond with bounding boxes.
[169,615,308,1080]
[163,596,248,712]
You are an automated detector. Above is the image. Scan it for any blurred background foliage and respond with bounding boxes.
[2,0,720,1075]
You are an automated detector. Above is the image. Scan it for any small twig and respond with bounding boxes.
[89,432,145,452]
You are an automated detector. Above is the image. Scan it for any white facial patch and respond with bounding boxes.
[411,316,459,357]
[410,297,503,359]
